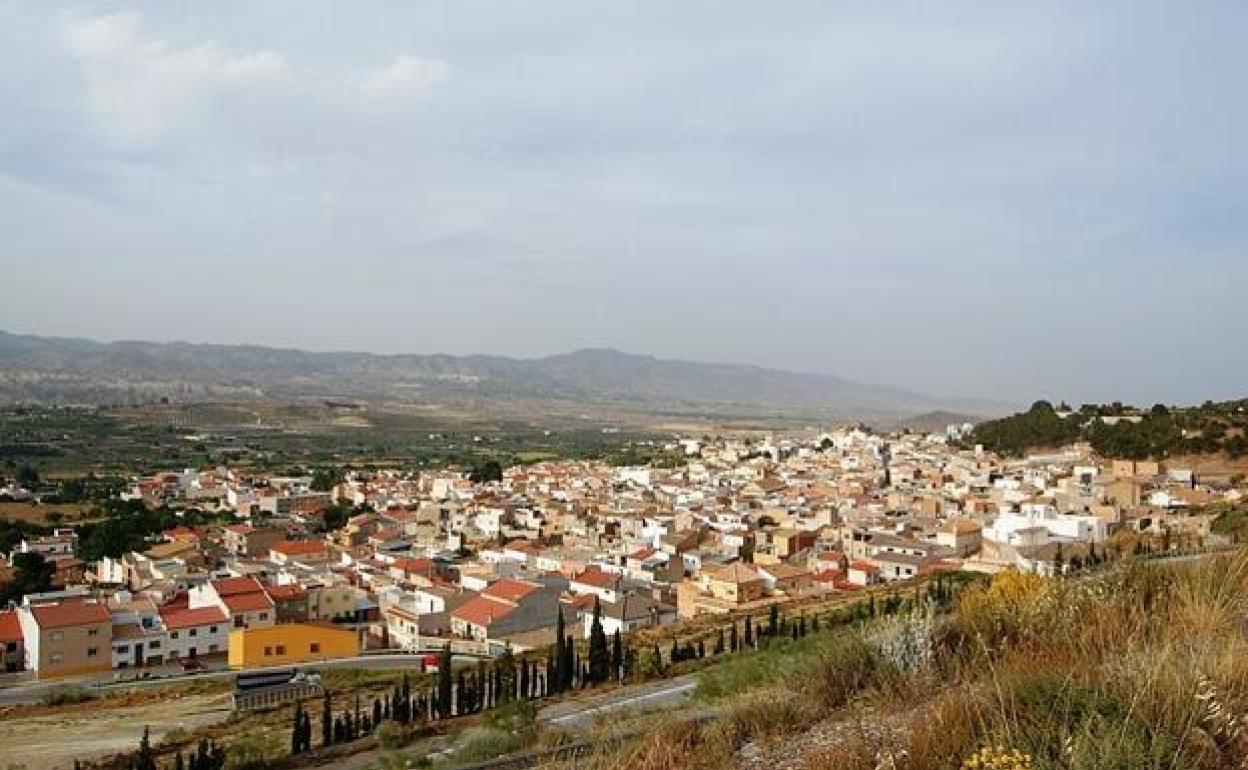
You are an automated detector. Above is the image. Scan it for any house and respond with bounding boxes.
[676,562,771,618]
[580,593,675,638]
[228,622,359,668]
[449,577,564,646]
[0,609,25,672]
[936,519,983,557]
[160,606,229,661]
[567,568,622,603]
[223,525,285,557]
[17,597,112,678]
[269,540,330,565]
[189,577,275,630]
[264,583,309,623]
[847,561,881,586]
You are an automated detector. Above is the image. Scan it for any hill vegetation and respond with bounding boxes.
[584,551,1248,770]
[969,399,1248,459]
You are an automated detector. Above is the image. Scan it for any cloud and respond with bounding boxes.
[362,54,449,97]
[60,11,287,142]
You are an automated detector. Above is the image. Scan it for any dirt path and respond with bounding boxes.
[0,693,233,770]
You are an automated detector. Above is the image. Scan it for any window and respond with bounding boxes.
[149,641,161,650]
[264,646,273,656]
[189,629,198,637]
[50,631,64,642]
[114,645,128,655]
[310,643,321,654]
[234,615,245,628]
[87,647,98,658]
[208,644,218,653]
[210,626,218,633]
[50,653,63,664]
[88,627,100,636]
[275,645,286,656]
[171,631,179,639]
[258,612,269,621]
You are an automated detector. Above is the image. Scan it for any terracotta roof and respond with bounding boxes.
[481,579,540,603]
[704,562,764,585]
[0,609,22,643]
[452,595,515,628]
[27,598,111,629]
[570,569,618,589]
[264,584,307,601]
[212,577,274,612]
[213,576,266,596]
[271,540,328,556]
[161,606,228,630]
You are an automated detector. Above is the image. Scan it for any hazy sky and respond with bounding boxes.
[2,2,1245,405]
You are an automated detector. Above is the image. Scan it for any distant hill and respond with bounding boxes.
[969,399,1248,459]
[0,331,1006,420]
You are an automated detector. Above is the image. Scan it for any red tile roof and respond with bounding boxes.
[213,576,266,596]
[452,595,515,628]
[161,606,228,630]
[271,540,328,556]
[264,583,308,601]
[27,598,111,629]
[212,576,274,613]
[0,609,22,643]
[481,579,540,603]
[570,569,618,589]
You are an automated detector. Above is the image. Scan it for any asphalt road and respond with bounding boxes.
[0,653,470,706]
[539,674,700,730]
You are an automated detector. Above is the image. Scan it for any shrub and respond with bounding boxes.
[40,686,94,706]
[374,721,411,751]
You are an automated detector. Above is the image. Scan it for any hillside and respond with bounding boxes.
[0,331,1004,420]
[969,399,1248,459]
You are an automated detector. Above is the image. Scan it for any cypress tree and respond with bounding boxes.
[670,638,680,663]
[290,702,304,756]
[554,608,567,693]
[588,597,610,685]
[302,708,313,752]
[456,671,466,717]
[520,656,530,700]
[767,604,779,636]
[373,697,382,729]
[729,622,739,652]
[611,628,623,680]
[697,639,705,659]
[321,690,333,746]
[714,627,725,655]
[812,614,820,633]
[562,635,576,691]
[136,726,157,770]
[437,644,454,718]
[744,616,754,648]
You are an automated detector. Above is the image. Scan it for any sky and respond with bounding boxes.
[1,1,1245,406]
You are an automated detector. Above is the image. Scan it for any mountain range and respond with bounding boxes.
[0,330,1007,421]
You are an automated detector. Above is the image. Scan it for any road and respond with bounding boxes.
[0,652,477,706]
[538,674,699,730]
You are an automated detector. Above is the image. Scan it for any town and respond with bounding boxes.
[3,421,1240,684]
